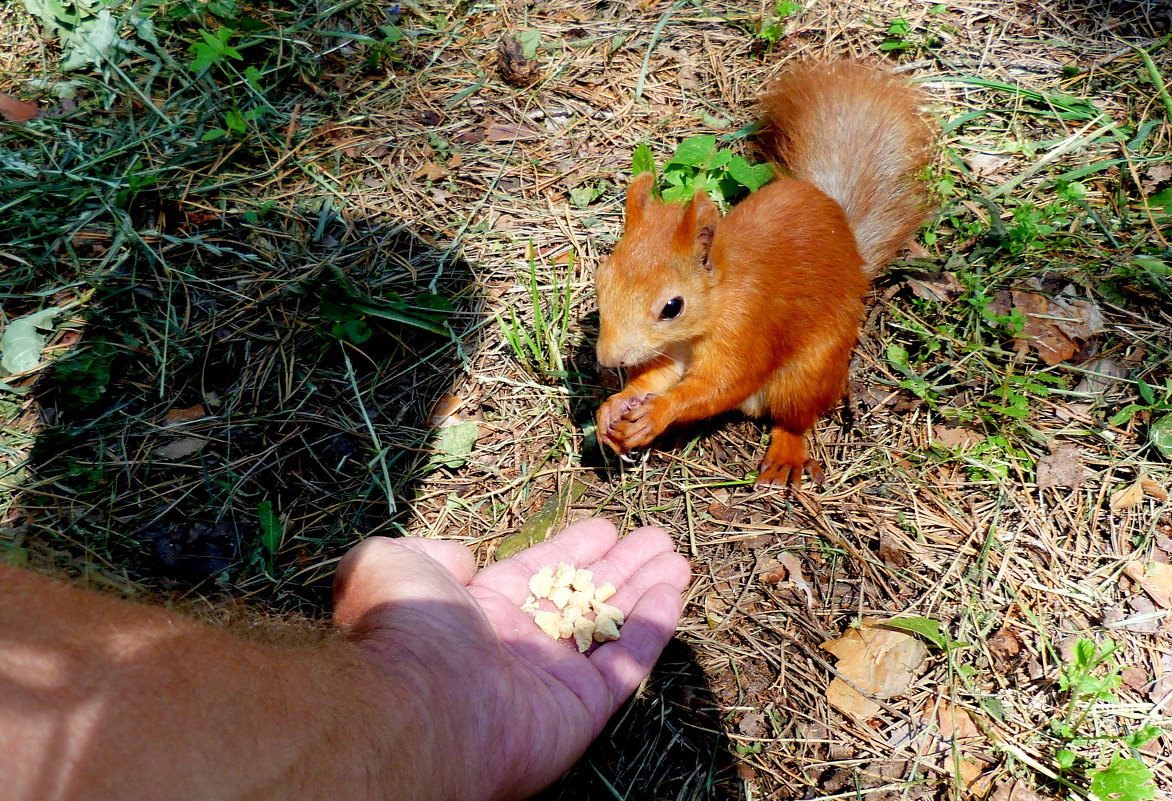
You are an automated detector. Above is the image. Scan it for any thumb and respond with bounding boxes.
[332,537,477,629]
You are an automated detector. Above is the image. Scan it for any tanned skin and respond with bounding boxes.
[0,519,689,801]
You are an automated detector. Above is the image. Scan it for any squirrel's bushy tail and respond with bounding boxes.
[760,61,933,273]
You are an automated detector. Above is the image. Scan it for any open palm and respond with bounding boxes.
[332,518,691,801]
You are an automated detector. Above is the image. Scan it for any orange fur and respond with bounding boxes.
[594,60,933,487]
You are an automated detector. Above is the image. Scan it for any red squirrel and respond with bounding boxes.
[594,60,933,486]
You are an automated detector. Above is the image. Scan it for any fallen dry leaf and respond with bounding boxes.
[0,93,38,123]
[153,436,208,459]
[1141,476,1168,502]
[1072,357,1128,397]
[988,626,1024,674]
[931,425,985,449]
[1140,163,1171,194]
[163,403,206,426]
[878,532,908,568]
[1110,477,1147,511]
[1035,442,1086,489]
[484,122,543,142]
[907,272,963,304]
[926,699,990,792]
[414,160,446,181]
[779,551,814,606]
[822,620,929,721]
[1123,561,1172,609]
[1008,287,1104,366]
[966,151,1011,178]
[989,779,1051,801]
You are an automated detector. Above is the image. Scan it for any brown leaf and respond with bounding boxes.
[1072,357,1128,397]
[1140,163,1171,194]
[1036,442,1086,489]
[989,779,1051,801]
[0,93,38,123]
[931,425,985,449]
[854,384,923,412]
[153,436,208,459]
[907,272,963,304]
[966,151,1011,179]
[878,533,908,568]
[496,35,540,87]
[1010,289,1103,366]
[484,122,543,142]
[163,404,207,426]
[822,621,929,721]
[413,160,446,181]
[988,627,1024,673]
[1140,477,1168,502]
[1123,561,1172,609]
[451,128,485,144]
[1121,666,1149,691]
[737,711,766,738]
[1110,478,1147,511]
[779,551,814,606]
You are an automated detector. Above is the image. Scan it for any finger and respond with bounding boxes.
[333,537,474,628]
[584,527,684,591]
[588,583,685,728]
[392,538,477,585]
[597,549,691,619]
[472,518,620,603]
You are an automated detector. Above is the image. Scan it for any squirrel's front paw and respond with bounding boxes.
[597,393,652,453]
[609,395,669,452]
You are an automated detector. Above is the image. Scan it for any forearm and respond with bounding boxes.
[0,565,434,801]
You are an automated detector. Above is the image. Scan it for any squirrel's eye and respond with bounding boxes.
[660,297,684,320]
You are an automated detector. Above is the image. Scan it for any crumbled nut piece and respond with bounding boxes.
[570,568,594,591]
[523,563,623,650]
[567,590,592,614]
[592,600,624,626]
[533,610,561,640]
[572,617,596,653]
[593,613,621,642]
[552,562,576,589]
[548,585,573,609]
[594,582,616,602]
[528,568,554,599]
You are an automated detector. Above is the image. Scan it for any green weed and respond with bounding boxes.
[631,136,774,210]
[497,249,575,380]
[1052,638,1158,801]
[756,1,803,46]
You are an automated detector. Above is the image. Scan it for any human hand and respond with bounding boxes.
[332,518,690,801]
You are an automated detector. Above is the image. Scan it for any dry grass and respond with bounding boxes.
[2,0,1171,798]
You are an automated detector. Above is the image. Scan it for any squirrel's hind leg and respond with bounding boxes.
[756,425,825,488]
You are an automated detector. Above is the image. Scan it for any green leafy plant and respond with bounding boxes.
[498,249,575,379]
[1107,377,1172,458]
[631,137,774,209]
[757,1,802,45]
[189,26,242,76]
[1051,638,1158,801]
[879,14,943,55]
[882,616,969,652]
[256,500,282,569]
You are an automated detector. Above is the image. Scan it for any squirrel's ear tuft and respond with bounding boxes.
[680,188,720,271]
[624,172,656,229]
